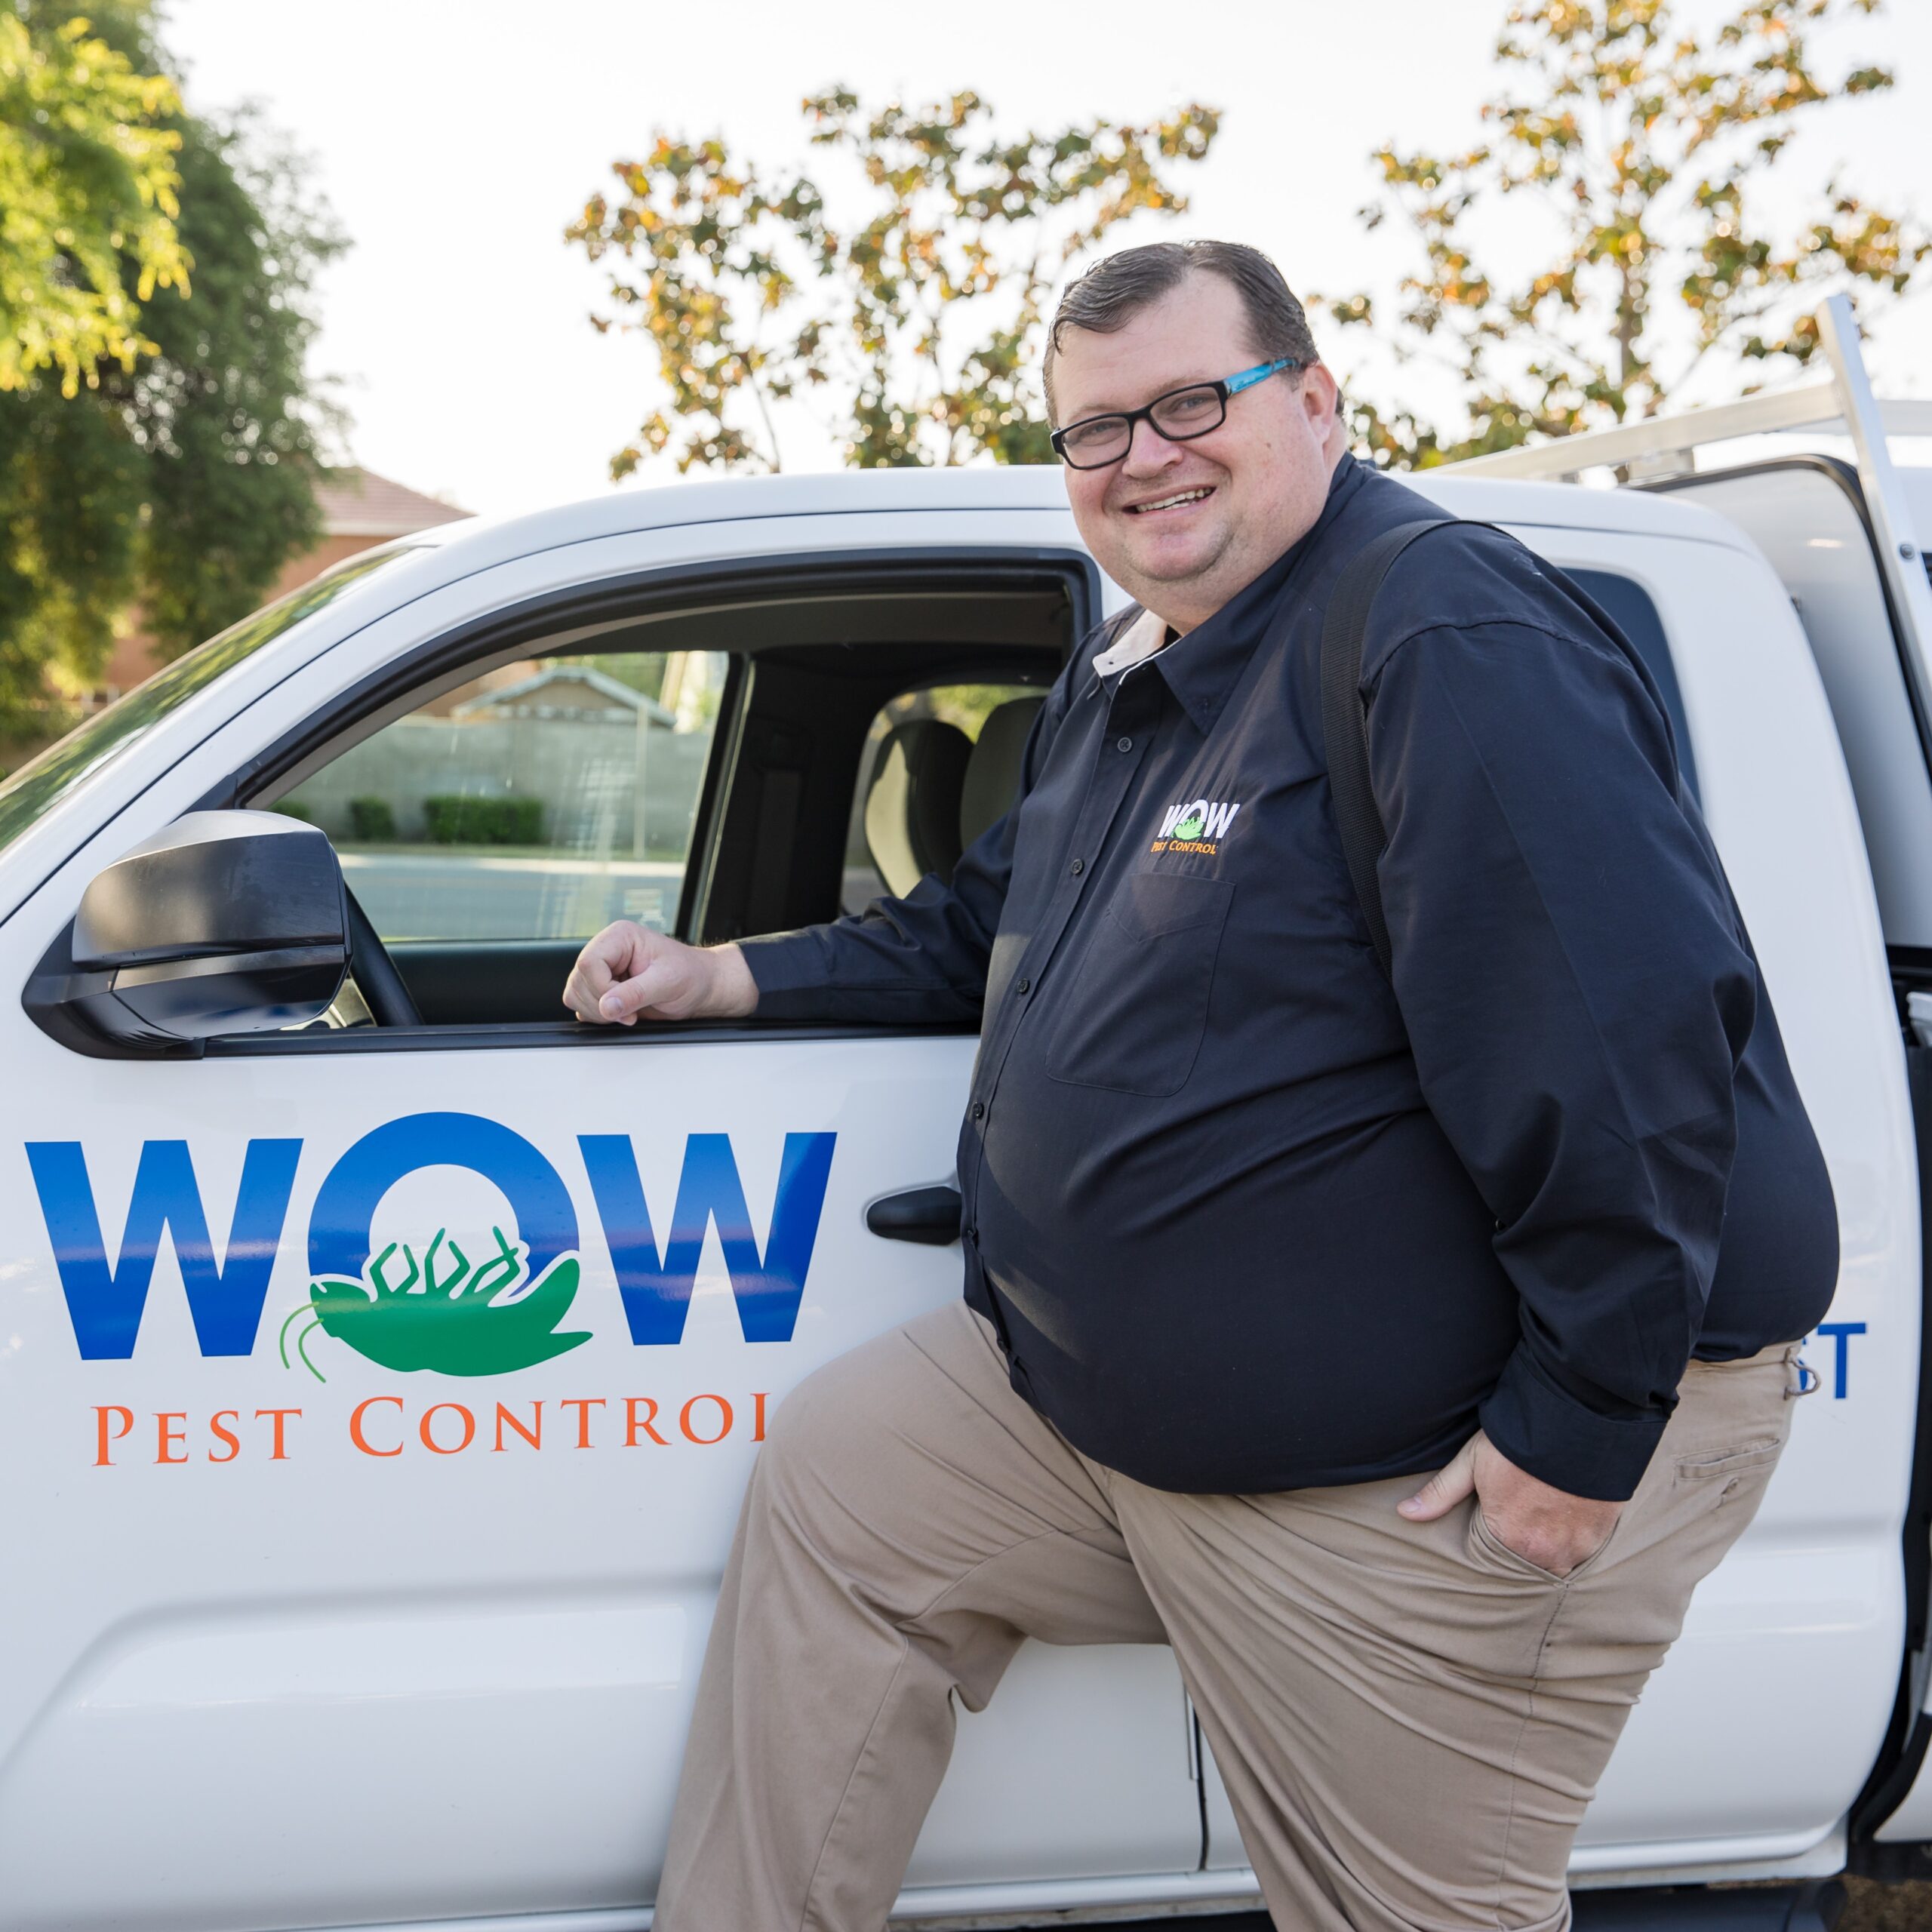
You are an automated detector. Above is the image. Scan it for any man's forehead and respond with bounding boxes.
[1052,278,1257,414]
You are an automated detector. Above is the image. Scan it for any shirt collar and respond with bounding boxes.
[1091,605,1170,678]
[1097,456,1367,734]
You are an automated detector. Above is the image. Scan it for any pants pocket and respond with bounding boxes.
[1675,1438,1783,1483]
[1468,1501,1620,1586]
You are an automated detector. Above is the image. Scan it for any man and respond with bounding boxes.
[564,242,1838,1930]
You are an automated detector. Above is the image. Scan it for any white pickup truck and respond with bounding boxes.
[2,294,1929,1932]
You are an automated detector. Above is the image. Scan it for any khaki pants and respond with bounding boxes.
[656,1303,1799,1932]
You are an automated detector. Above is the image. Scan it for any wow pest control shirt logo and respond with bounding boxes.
[1151,796,1241,857]
[24,1112,837,1465]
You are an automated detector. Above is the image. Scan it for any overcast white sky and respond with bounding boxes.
[162,0,1932,518]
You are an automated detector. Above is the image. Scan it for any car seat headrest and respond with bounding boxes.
[958,697,1047,853]
[864,719,972,898]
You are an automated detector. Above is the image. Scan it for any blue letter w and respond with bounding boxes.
[26,1140,303,1359]
[579,1133,835,1345]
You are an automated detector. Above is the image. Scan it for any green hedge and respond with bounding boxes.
[423,795,544,845]
[349,796,397,841]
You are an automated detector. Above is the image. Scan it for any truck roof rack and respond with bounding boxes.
[1447,294,1932,695]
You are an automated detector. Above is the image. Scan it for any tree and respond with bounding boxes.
[568,89,1219,476]
[1322,0,1927,468]
[0,2,342,743]
[0,5,189,398]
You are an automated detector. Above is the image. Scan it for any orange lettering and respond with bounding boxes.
[753,1391,768,1442]
[625,1397,668,1447]
[156,1412,188,1465]
[93,1405,134,1467]
[254,1408,300,1460]
[421,1402,475,1454]
[208,1411,242,1463]
[681,1394,732,1445]
[350,1396,404,1457]
[560,1397,605,1447]
[493,1401,542,1452]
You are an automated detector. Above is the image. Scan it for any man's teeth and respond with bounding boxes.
[1129,488,1211,513]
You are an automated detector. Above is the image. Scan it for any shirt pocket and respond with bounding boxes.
[1044,871,1235,1098]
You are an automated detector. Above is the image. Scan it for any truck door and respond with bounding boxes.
[1654,459,1932,1855]
[0,520,1204,1930]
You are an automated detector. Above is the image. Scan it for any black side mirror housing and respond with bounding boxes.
[26,810,349,1052]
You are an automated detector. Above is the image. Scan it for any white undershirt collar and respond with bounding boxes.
[1091,606,1173,678]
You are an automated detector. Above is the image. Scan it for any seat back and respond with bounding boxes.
[958,697,1046,851]
[863,719,972,897]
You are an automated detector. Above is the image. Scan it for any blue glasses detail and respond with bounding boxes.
[1050,357,1300,469]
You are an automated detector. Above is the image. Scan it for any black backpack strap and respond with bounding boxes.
[1318,517,1462,977]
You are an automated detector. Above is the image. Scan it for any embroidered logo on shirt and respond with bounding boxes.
[1152,798,1241,855]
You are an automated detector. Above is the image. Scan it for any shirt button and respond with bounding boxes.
[1117,735,1133,752]
[1016,978,1030,995]
[972,1101,985,1119]
[1070,859,1084,875]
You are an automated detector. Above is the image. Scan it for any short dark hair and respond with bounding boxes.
[1043,240,1319,420]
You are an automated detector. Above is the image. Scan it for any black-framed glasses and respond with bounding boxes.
[1049,357,1301,469]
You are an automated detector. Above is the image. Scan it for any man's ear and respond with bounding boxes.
[1300,362,1341,430]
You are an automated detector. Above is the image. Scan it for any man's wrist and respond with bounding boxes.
[704,943,758,1019]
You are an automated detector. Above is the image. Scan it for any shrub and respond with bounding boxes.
[423,795,544,845]
[349,796,397,841]
[269,798,313,823]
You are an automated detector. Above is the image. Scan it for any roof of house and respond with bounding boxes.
[316,467,472,537]
[451,664,675,724]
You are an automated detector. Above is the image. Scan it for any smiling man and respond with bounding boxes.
[565,242,1838,1931]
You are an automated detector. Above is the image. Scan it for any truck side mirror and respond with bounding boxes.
[26,810,349,1051]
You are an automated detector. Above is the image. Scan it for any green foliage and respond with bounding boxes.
[1324,0,1927,467]
[0,4,190,398]
[348,795,395,841]
[568,88,1219,475]
[423,795,544,846]
[0,1,342,735]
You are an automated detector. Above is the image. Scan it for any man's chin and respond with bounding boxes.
[1118,526,1231,588]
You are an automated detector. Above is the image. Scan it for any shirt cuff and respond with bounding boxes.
[735,930,845,1020]
[1478,1346,1669,1503]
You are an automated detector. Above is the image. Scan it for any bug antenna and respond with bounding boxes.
[278,1298,315,1371]
[294,1318,327,1384]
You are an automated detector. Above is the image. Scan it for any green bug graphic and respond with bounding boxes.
[1172,811,1206,841]
[280,1225,590,1381]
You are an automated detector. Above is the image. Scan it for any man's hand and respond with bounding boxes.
[562,922,759,1026]
[1398,1430,1623,1578]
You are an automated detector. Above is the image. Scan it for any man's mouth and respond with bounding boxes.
[1124,486,1214,515]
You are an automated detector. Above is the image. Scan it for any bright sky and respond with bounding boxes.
[163,0,1932,519]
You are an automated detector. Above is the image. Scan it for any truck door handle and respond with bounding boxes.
[866,1186,963,1245]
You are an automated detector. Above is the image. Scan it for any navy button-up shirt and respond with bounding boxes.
[743,457,1838,1501]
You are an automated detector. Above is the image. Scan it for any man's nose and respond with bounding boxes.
[1120,417,1184,475]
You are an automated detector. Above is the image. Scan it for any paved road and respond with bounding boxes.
[338,850,688,941]
[340,849,890,940]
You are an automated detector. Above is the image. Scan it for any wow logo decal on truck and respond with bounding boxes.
[26,1111,837,1376]
[291,1113,591,1382]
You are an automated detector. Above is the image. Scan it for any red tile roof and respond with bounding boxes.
[315,467,472,537]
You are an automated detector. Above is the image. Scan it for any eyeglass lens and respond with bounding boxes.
[1060,383,1226,466]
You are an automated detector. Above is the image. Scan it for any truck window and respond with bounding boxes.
[1566,568,1700,803]
[278,649,728,944]
[210,558,1085,1041]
